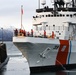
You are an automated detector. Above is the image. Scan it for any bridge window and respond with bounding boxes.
[57,37,59,39]
[53,25,55,30]
[53,25,55,26]
[36,16,38,18]
[60,14,62,17]
[46,25,48,27]
[33,16,35,18]
[59,33,61,35]
[66,14,69,17]
[70,14,72,17]
[54,14,56,17]
[57,15,59,17]
[42,15,44,17]
[74,14,76,16]
[46,15,48,17]
[63,14,65,17]
[48,14,51,17]
[51,15,53,17]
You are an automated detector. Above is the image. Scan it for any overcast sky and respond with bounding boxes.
[0,0,52,31]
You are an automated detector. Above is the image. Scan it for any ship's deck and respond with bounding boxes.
[36,7,76,13]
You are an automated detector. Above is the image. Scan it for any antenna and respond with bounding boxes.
[41,0,46,7]
[21,5,23,29]
[72,0,74,7]
[38,0,40,9]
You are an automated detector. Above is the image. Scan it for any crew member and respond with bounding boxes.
[14,29,18,36]
[44,30,46,38]
[27,32,30,36]
[31,29,33,37]
[52,31,55,39]
[23,30,26,36]
[19,29,23,36]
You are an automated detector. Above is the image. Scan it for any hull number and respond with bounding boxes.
[53,45,59,50]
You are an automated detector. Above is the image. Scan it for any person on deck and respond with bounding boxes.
[14,29,18,36]
[31,29,33,37]
[23,30,26,36]
[27,32,30,36]
[44,30,46,38]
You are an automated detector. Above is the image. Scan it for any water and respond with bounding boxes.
[0,42,30,75]
[0,42,76,75]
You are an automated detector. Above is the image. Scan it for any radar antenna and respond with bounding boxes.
[72,0,74,7]
[41,0,46,7]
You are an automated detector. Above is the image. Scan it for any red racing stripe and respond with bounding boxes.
[55,40,69,65]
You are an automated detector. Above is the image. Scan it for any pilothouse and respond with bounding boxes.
[32,0,76,40]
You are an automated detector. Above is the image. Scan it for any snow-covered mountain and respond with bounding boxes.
[0,28,13,41]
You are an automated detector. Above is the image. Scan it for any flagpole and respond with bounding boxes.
[21,5,23,29]
[38,0,40,9]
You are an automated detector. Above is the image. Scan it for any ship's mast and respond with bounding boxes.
[54,0,57,10]
[38,0,40,9]
[21,5,23,29]
[72,0,74,7]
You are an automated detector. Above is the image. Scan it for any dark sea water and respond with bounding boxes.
[0,42,76,75]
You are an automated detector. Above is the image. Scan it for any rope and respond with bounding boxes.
[56,59,66,70]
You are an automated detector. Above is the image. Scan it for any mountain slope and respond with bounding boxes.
[0,29,13,41]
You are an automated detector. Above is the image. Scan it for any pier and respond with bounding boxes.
[0,42,30,75]
[0,54,30,75]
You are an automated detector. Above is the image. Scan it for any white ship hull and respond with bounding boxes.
[13,37,76,72]
[13,0,76,73]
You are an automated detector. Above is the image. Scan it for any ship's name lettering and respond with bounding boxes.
[53,45,59,50]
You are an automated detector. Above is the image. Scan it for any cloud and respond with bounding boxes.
[0,0,51,31]
[1,1,38,25]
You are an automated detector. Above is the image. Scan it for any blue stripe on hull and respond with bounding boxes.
[67,41,72,64]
